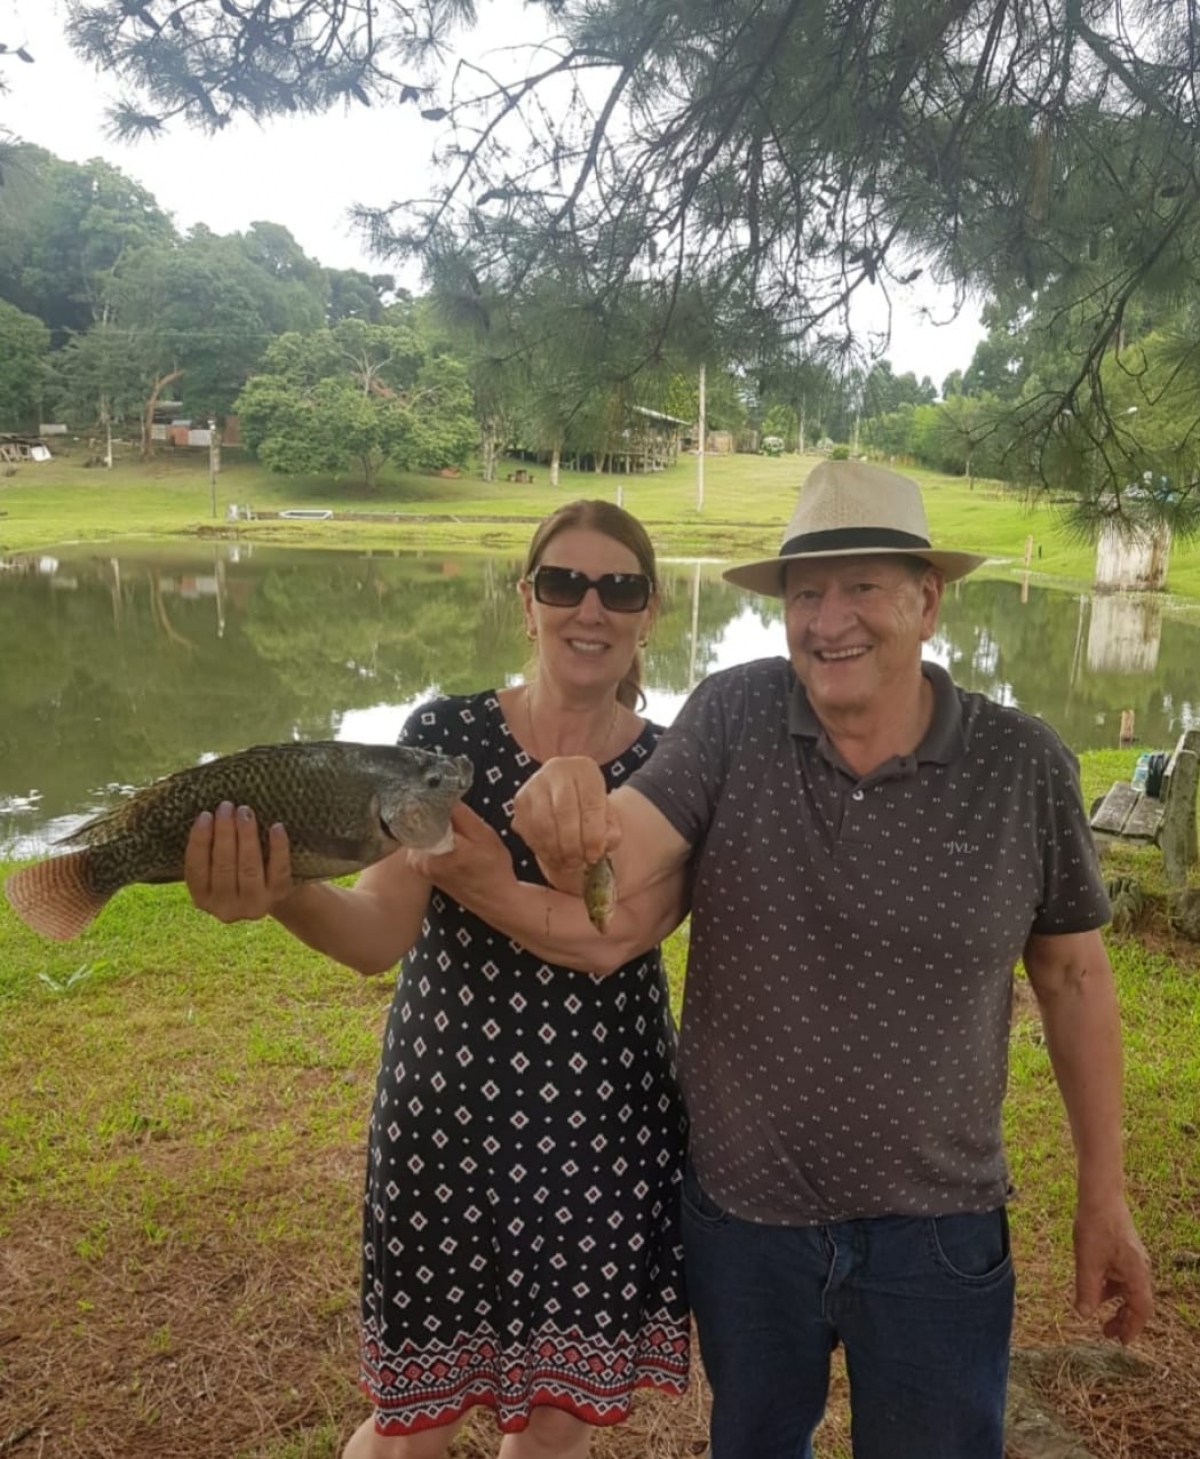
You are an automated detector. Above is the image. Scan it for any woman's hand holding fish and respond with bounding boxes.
[184,802,295,922]
[511,757,620,890]
[407,803,508,900]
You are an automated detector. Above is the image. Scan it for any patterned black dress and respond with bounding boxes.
[360,691,690,1435]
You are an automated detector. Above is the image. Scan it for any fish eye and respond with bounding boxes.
[425,772,443,789]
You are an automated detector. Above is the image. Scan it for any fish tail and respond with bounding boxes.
[4,852,110,941]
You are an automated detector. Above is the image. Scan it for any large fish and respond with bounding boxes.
[5,741,474,942]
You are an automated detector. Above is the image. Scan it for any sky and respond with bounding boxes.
[2,0,986,387]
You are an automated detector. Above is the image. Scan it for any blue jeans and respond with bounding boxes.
[681,1161,1015,1459]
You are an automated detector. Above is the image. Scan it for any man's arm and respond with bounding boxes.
[1023,928,1153,1343]
[511,757,692,894]
[413,800,691,976]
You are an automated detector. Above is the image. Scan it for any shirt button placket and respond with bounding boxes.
[836,785,867,847]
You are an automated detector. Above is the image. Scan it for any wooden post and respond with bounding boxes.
[1119,710,1135,746]
[1161,731,1200,887]
[1023,535,1034,568]
[208,417,220,518]
[696,364,706,512]
[688,561,702,691]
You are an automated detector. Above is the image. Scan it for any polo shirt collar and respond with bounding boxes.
[787,659,966,766]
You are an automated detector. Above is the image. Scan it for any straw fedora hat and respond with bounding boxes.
[723,460,987,596]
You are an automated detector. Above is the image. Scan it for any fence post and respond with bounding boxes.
[1161,731,1200,887]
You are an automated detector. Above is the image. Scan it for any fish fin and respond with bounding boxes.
[56,803,128,848]
[4,852,110,941]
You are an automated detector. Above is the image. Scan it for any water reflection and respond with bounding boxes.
[2,545,1199,856]
[1087,595,1163,675]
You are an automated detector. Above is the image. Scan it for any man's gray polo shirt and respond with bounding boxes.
[630,657,1110,1225]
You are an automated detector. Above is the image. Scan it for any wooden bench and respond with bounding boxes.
[1090,729,1200,885]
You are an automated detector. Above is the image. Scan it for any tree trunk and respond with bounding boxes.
[362,452,378,492]
[100,394,113,469]
[141,368,184,460]
[549,444,561,488]
[481,421,496,482]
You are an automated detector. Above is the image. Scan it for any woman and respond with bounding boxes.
[185,500,690,1459]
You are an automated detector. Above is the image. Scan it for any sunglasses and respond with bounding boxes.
[528,566,654,613]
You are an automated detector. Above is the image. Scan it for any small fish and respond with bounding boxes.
[583,854,618,934]
[5,741,474,942]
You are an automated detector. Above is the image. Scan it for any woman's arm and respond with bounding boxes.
[184,802,431,977]
[411,803,690,976]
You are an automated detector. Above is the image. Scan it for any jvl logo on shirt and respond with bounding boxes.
[947,840,977,855]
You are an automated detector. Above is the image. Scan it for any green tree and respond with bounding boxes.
[51,319,147,461]
[236,319,477,489]
[184,221,329,337]
[98,240,272,453]
[238,374,407,489]
[661,374,699,429]
[862,362,934,417]
[928,394,1002,487]
[0,146,175,339]
[406,353,477,469]
[862,403,916,461]
[761,403,798,450]
[962,330,1029,402]
[326,268,398,324]
[755,348,864,454]
[0,299,49,428]
[1039,329,1200,533]
[68,1,1200,467]
[429,251,707,483]
[67,223,336,457]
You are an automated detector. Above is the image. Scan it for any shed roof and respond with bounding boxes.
[630,404,692,426]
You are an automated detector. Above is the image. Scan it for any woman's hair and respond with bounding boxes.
[523,499,658,710]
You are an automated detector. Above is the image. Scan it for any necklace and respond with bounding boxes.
[523,684,619,763]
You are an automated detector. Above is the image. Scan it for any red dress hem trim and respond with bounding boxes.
[368,1373,690,1437]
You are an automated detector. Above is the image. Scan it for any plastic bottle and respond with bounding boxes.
[1131,753,1151,792]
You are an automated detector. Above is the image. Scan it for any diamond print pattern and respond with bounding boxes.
[360,690,689,1433]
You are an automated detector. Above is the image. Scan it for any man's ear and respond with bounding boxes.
[920,567,946,638]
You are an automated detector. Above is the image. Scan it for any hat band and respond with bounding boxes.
[780,526,933,557]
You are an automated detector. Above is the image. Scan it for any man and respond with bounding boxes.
[498,460,1152,1459]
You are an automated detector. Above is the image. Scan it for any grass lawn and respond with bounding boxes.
[2,446,1200,1455]
[4,442,1200,599]
[1,754,1198,1458]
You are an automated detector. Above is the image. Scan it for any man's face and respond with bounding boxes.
[783,554,944,720]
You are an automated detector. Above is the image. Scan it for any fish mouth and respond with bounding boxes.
[424,752,474,789]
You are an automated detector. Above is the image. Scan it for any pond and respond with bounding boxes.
[3,541,1199,857]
